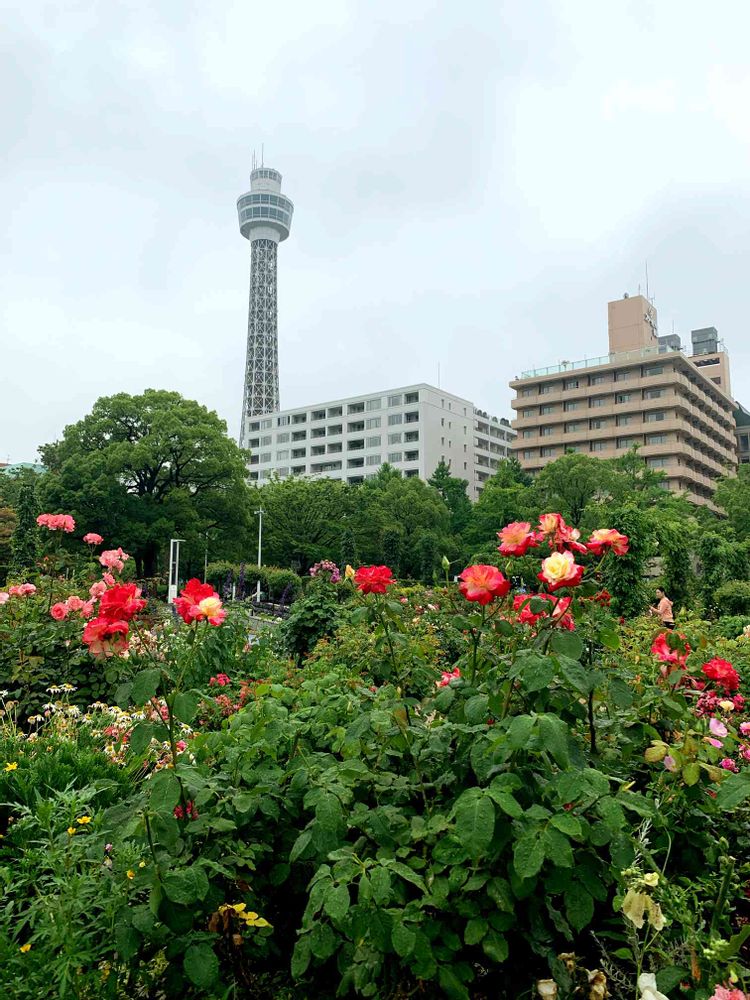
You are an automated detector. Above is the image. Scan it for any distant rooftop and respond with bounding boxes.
[516,342,726,382]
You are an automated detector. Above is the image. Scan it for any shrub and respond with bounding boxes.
[715,614,750,639]
[714,579,750,616]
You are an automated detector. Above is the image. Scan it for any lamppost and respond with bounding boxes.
[255,508,264,604]
[167,538,186,604]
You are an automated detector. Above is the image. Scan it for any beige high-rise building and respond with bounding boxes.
[509,295,738,512]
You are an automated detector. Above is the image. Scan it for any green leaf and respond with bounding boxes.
[183,943,219,989]
[163,867,209,904]
[392,922,416,957]
[131,668,161,705]
[507,714,535,750]
[510,651,555,692]
[310,921,338,960]
[482,929,509,963]
[564,883,594,931]
[454,790,495,859]
[513,831,544,879]
[385,860,427,893]
[550,813,582,837]
[323,884,349,922]
[487,784,523,819]
[464,694,490,725]
[149,770,181,814]
[128,722,156,757]
[551,631,584,660]
[656,967,690,992]
[173,690,201,724]
[114,922,140,960]
[290,830,312,863]
[233,791,255,814]
[464,917,488,945]
[715,772,750,810]
[538,714,570,766]
[438,966,470,1000]
[370,866,392,905]
[608,676,633,708]
[597,628,620,651]
[555,655,593,695]
[682,762,700,786]
[543,827,574,867]
[292,936,311,978]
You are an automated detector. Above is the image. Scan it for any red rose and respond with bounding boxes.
[98,583,146,623]
[353,566,395,595]
[458,565,510,605]
[702,657,740,693]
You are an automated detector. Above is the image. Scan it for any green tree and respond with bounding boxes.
[428,461,472,538]
[39,390,251,576]
[602,504,653,618]
[339,524,357,569]
[380,526,405,575]
[715,465,750,540]
[535,453,614,527]
[466,460,537,550]
[255,477,350,572]
[9,479,38,577]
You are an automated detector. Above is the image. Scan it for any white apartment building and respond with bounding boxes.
[243,383,515,500]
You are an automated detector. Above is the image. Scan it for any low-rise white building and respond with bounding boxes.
[243,383,515,500]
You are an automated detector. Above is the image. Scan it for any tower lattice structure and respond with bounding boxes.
[237,165,294,447]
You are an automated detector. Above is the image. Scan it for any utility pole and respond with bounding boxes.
[167,538,185,604]
[255,508,264,604]
[203,531,209,583]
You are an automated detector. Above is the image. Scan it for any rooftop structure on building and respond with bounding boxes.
[0,462,46,476]
[237,158,294,449]
[509,294,738,512]
[244,383,515,500]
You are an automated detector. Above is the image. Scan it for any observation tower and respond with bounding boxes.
[237,163,294,447]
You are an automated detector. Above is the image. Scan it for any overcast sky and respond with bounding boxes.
[3,0,750,462]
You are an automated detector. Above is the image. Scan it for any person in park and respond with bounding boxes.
[649,587,675,629]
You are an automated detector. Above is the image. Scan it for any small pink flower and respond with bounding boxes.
[83,533,103,546]
[707,738,724,748]
[710,718,728,738]
[719,758,739,772]
[89,581,107,599]
[50,602,70,621]
[0,592,8,605]
[437,667,461,688]
[37,513,75,533]
[9,583,36,597]
[176,740,187,752]
[65,595,85,612]
[740,722,750,736]
[663,755,677,772]
[102,573,116,587]
[79,599,96,619]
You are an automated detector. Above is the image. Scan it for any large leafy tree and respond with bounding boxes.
[466,459,537,550]
[715,465,750,541]
[8,479,38,577]
[428,460,473,541]
[535,453,615,527]
[39,390,252,576]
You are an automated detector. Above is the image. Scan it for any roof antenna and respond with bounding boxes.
[645,260,650,303]
[261,143,264,167]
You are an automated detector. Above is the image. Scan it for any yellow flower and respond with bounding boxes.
[642,872,659,887]
[4,762,18,772]
[719,699,736,712]
[621,889,647,928]
[76,815,92,825]
[245,914,271,928]
[138,861,146,868]
[67,826,76,836]
[231,903,247,913]
[126,870,135,880]
[19,943,31,953]
[345,565,355,580]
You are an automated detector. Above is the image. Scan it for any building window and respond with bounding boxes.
[540,405,554,415]
[327,443,342,454]
[366,416,381,429]
[311,445,325,456]
[644,388,663,399]
[276,416,289,427]
[348,439,365,451]
[540,446,555,457]
[366,454,381,466]
[404,430,419,442]
[564,401,580,412]
[260,418,272,430]
[522,430,534,438]
[615,393,632,404]
[615,371,632,382]
[522,449,535,459]
[388,432,402,444]
[522,408,535,418]
[348,401,365,414]
[310,428,325,439]
[616,415,631,426]
[539,384,555,395]
[590,397,608,408]
[540,427,554,437]
[328,424,342,436]
[405,469,419,478]
[590,374,609,386]
[328,406,343,417]
[311,409,326,421]
[292,413,307,424]
[275,467,288,477]
[388,413,403,426]
[591,441,606,452]
[404,411,419,423]
[647,457,667,467]
[249,421,260,432]
[647,434,667,445]
[387,394,402,407]
[643,365,664,376]
[520,387,535,398]
[276,449,289,460]
[259,435,271,446]
[617,438,637,449]
[260,452,271,463]
[566,421,584,433]
[276,432,290,443]
[347,457,364,468]
[248,438,259,449]
[404,391,419,404]
[388,452,402,463]
[366,398,382,411]
[590,418,610,430]
[404,450,419,461]
[292,430,306,441]
[565,378,579,390]
[348,420,365,433]
[644,411,666,423]
[366,436,381,447]
[291,448,306,459]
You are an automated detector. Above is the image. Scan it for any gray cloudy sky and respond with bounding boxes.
[3,0,750,462]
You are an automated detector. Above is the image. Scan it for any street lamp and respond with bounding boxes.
[167,538,186,604]
[255,508,264,604]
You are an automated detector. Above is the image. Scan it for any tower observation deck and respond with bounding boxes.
[237,166,294,447]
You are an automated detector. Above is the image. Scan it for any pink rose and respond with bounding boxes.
[83,533,103,546]
[740,722,750,736]
[663,755,677,772]
[89,581,107,599]
[0,592,8,605]
[50,602,70,621]
[102,573,116,587]
[710,718,728,738]
[719,758,739,772]
[79,599,96,619]
[65,595,85,611]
